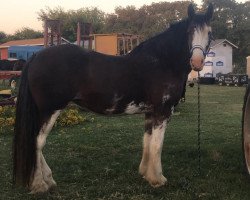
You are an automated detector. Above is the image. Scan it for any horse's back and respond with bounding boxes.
[27,44,90,111]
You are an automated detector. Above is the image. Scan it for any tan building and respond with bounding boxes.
[247,56,250,78]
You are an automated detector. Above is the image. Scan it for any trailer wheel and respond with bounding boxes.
[242,84,250,177]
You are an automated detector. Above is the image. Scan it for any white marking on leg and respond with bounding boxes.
[145,120,167,187]
[139,132,152,176]
[30,110,60,194]
[41,153,56,188]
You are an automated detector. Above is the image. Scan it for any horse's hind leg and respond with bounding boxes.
[40,152,56,189]
[30,110,60,194]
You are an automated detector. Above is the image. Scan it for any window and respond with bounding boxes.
[205,61,213,66]
[216,61,224,66]
[9,52,17,58]
[207,51,215,57]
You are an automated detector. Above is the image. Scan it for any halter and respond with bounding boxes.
[190,45,207,57]
[190,32,214,57]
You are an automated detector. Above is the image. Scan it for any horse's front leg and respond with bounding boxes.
[139,113,168,187]
[139,113,153,176]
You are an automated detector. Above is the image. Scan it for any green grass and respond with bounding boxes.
[1,85,250,199]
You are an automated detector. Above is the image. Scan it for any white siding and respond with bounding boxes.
[202,43,233,77]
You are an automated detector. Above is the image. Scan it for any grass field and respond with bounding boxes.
[1,85,250,199]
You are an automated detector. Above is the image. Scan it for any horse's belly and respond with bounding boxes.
[74,94,152,115]
[122,101,152,114]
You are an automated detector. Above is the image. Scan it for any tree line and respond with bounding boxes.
[0,0,249,72]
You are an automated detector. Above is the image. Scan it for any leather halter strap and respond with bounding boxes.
[190,45,206,57]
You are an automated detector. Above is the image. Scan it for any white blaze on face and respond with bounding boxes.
[192,25,211,55]
[191,24,211,71]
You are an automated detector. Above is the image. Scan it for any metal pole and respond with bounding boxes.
[77,22,81,46]
[44,20,48,47]
[197,72,201,175]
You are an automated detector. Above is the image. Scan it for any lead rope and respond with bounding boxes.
[197,72,201,175]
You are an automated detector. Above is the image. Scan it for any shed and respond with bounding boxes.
[201,39,238,77]
[189,39,238,80]
[93,33,139,55]
[8,46,44,61]
[78,33,140,56]
[0,38,44,60]
[0,37,71,60]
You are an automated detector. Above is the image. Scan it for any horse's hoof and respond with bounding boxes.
[47,179,57,190]
[153,175,167,188]
[29,180,49,194]
[146,174,167,188]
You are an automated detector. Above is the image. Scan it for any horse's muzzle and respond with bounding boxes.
[190,57,204,72]
[190,45,206,71]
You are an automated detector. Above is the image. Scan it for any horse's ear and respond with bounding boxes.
[188,4,195,20]
[205,3,213,22]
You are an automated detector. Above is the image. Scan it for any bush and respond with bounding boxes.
[0,106,15,129]
[56,109,87,126]
[0,106,88,130]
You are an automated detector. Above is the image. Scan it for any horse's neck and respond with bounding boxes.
[130,22,189,60]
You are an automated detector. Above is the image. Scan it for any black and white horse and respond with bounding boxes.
[13,4,213,193]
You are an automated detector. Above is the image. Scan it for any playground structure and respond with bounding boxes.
[76,22,140,56]
[77,22,93,49]
[44,19,62,47]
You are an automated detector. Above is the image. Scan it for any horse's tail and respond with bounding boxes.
[13,55,40,187]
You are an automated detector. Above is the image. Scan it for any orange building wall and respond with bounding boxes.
[0,48,8,59]
[94,35,117,55]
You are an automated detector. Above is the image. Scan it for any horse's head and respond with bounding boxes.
[188,4,214,71]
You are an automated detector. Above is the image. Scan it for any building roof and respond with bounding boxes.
[0,38,44,48]
[210,39,238,49]
[0,37,71,49]
[91,33,140,37]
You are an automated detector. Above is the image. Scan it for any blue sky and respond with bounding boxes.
[0,0,248,34]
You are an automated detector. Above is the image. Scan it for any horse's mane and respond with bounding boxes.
[129,18,190,58]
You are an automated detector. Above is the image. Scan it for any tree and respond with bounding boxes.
[104,1,192,40]
[202,0,250,72]
[38,7,106,42]
[0,31,7,44]
[10,28,43,40]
